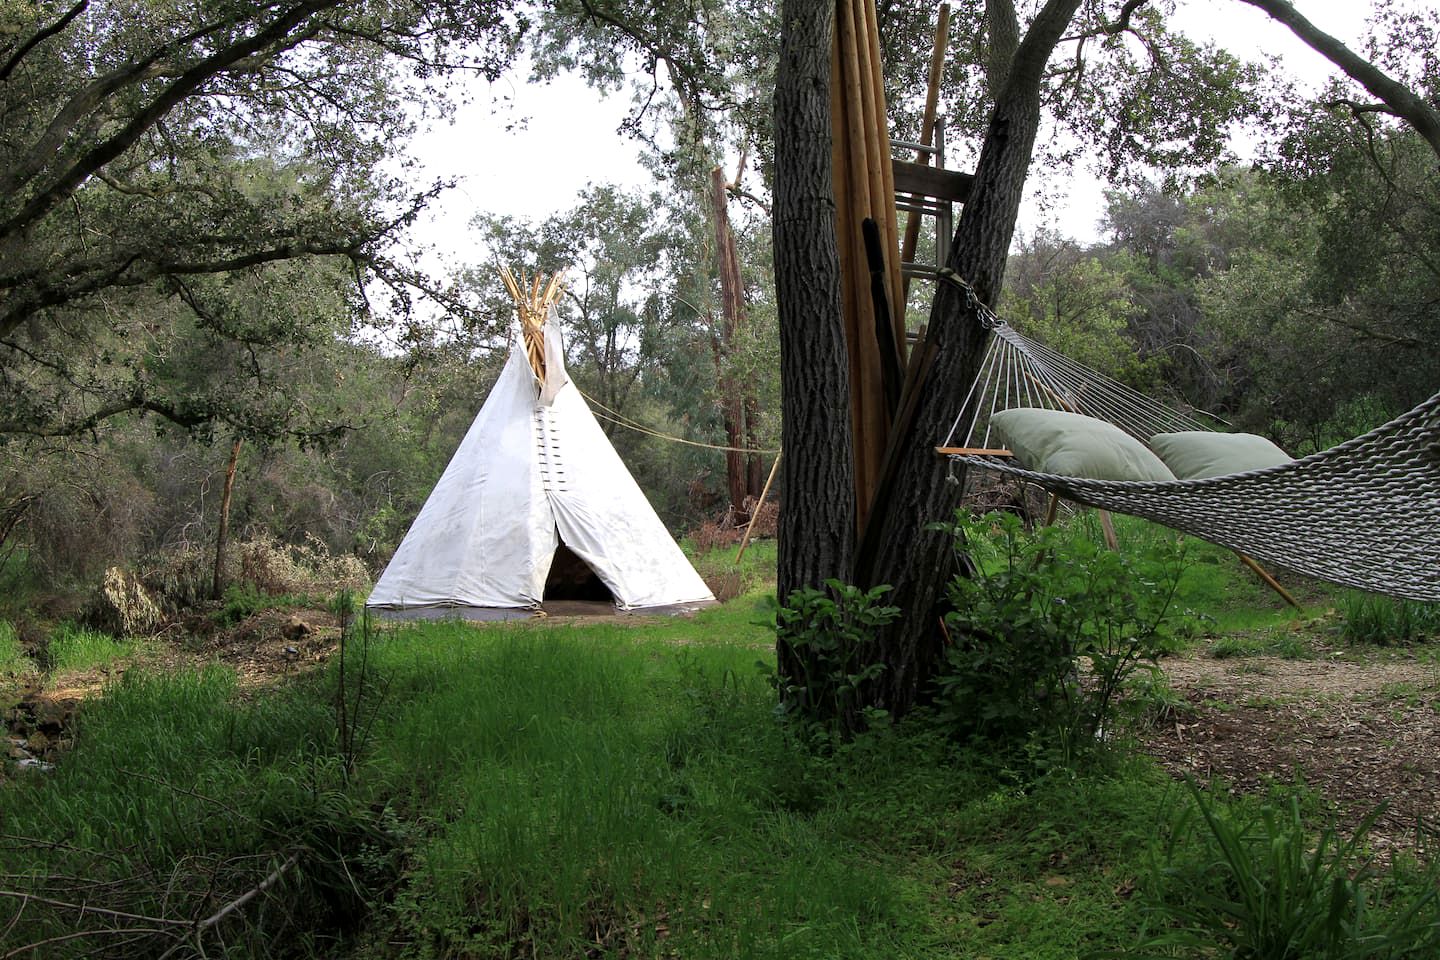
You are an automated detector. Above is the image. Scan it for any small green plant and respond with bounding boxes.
[1123,780,1440,959]
[215,582,311,626]
[933,511,1185,765]
[1210,629,1317,660]
[771,579,899,740]
[47,622,136,673]
[1341,591,1440,646]
[1125,669,1193,728]
[331,590,387,781]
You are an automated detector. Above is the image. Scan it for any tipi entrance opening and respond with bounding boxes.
[542,542,613,604]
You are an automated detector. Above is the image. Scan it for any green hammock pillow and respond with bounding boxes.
[990,408,1177,481]
[1149,431,1292,480]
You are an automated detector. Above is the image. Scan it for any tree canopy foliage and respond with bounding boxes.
[0,0,525,440]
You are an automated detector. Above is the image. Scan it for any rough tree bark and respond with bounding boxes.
[772,0,855,603]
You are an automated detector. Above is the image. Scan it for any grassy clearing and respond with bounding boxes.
[4,520,1434,956]
[1,607,1193,958]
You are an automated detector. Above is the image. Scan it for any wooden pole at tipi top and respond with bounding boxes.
[831,0,905,534]
[499,265,566,382]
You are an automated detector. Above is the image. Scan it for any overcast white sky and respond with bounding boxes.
[402,0,1379,260]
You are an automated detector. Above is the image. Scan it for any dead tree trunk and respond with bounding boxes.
[743,392,764,498]
[709,164,757,519]
[211,437,242,601]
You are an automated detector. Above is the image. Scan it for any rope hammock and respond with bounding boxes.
[935,270,1440,602]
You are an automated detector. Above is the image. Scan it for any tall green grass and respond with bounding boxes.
[1341,591,1440,646]
[46,621,137,672]
[0,618,34,675]
[1124,782,1440,959]
[10,591,1424,958]
[364,621,924,956]
[350,616,1190,958]
[1,665,365,955]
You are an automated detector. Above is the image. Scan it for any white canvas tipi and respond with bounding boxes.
[367,270,716,620]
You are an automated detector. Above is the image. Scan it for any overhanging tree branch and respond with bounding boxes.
[1102,0,1151,37]
[0,0,345,244]
[1238,0,1440,161]
[0,239,367,341]
[0,0,89,83]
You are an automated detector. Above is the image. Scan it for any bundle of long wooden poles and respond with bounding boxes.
[831,0,906,532]
[499,266,565,382]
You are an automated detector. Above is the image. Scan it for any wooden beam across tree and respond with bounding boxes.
[892,161,974,205]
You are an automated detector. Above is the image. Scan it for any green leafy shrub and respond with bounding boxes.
[771,579,899,740]
[1124,781,1440,959]
[1341,591,1440,646]
[215,582,314,626]
[933,511,1185,764]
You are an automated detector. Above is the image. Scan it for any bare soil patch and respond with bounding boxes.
[1145,647,1440,853]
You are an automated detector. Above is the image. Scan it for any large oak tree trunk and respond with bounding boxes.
[773,0,855,606]
[858,0,1085,716]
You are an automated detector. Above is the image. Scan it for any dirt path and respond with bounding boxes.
[1144,648,1440,854]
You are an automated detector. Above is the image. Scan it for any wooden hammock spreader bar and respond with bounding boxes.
[934,446,1014,457]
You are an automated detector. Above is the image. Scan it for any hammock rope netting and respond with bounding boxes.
[936,270,1440,602]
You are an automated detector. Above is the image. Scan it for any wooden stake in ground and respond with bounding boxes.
[1236,552,1306,612]
[735,451,783,564]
